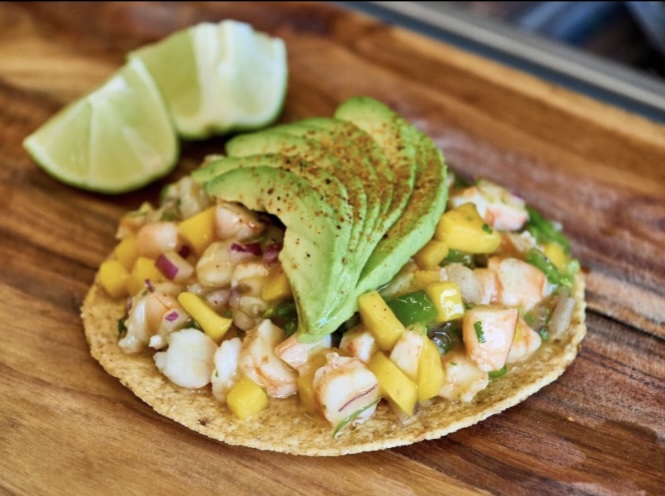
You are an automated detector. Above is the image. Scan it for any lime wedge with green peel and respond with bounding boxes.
[130,20,288,139]
[23,58,178,194]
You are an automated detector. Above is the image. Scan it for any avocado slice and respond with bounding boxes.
[334,96,421,291]
[202,165,354,338]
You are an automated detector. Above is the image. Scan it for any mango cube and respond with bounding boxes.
[412,269,441,290]
[358,291,405,351]
[414,240,449,269]
[177,206,216,256]
[368,351,418,416]
[226,376,268,419]
[544,241,568,271]
[425,281,465,322]
[126,256,165,295]
[177,292,232,343]
[262,265,292,302]
[113,236,139,270]
[98,259,130,299]
[435,202,501,254]
[418,337,445,402]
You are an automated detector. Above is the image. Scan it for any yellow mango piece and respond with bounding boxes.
[544,241,568,271]
[435,202,501,254]
[297,353,328,413]
[177,291,232,343]
[226,376,268,420]
[98,259,130,299]
[425,281,465,322]
[418,337,445,402]
[368,351,418,416]
[177,206,216,256]
[126,256,165,295]
[414,240,449,269]
[412,270,441,290]
[262,265,292,302]
[358,291,405,351]
[114,236,139,270]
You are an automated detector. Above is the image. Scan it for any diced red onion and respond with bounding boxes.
[164,310,179,322]
[263,242,283,265]
[231,242,262,256]
[156,253,179,280]
[177,245,191,259]
[144,279,154,292]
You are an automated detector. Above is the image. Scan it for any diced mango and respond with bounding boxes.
[435,202,501,254]
[368,351,418,416]
[262,265,292,302]
[114,236,139,270]
[98,259,130,299]
[296,353,328,413]
[226,376,269,420]
[177,206,216,256]
[412,269,441,290]
[544,241,568,271]
[425,281,465,322]
[177,292,232,343]
[126,256,165,295]
[358,291,405,351]
[414,240,449,269]
[418,337,445,402]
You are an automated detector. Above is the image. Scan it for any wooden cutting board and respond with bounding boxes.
[1,2,663,494]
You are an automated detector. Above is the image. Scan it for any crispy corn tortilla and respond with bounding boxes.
[81,270,586,456]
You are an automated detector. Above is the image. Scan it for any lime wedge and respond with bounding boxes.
[130,20,287,139]
[23,58,178,194]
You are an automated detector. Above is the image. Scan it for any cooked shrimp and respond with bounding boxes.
[211,337,242,403]
[389,331,425,381]
[441,263,482,304]
[153,328,217,389]
[500,231,538,257]
[274,333,332,371]
[462,304,518,372]
[472,268,499,305]
[149,308,190,350]
[312,352,381,426]
[449,179,528,231]
[439,349,489,402]
[507,318,542,365]
[196,240,256,288]
[215,201,265,241]
[120,291,180,353]
[232,261,269,295]
[339,325,377,364]
[161,175,212,220]
[135,221,181,259]
[488,256,549,312]
[238,319,298,398]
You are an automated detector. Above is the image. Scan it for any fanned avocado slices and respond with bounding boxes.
[195,96,448,340]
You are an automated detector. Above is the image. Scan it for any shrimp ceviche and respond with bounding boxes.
[95,173,581,436]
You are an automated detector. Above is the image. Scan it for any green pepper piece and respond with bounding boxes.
[441,249,475,268]
[526,248,574,288]
[385,290,438,326]
[525,206,571,255]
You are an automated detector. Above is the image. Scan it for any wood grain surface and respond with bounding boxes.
[1,2,664,495]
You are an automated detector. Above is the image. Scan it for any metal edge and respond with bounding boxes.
[335,1,665,124]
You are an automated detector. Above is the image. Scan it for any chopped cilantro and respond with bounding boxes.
[333,399,381,437]
[489,366,507,379]
[117,319,127,338]
[474,320,486,343]
[482,223,493,234]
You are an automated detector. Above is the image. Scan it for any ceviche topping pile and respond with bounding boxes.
[100,163,579,434]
